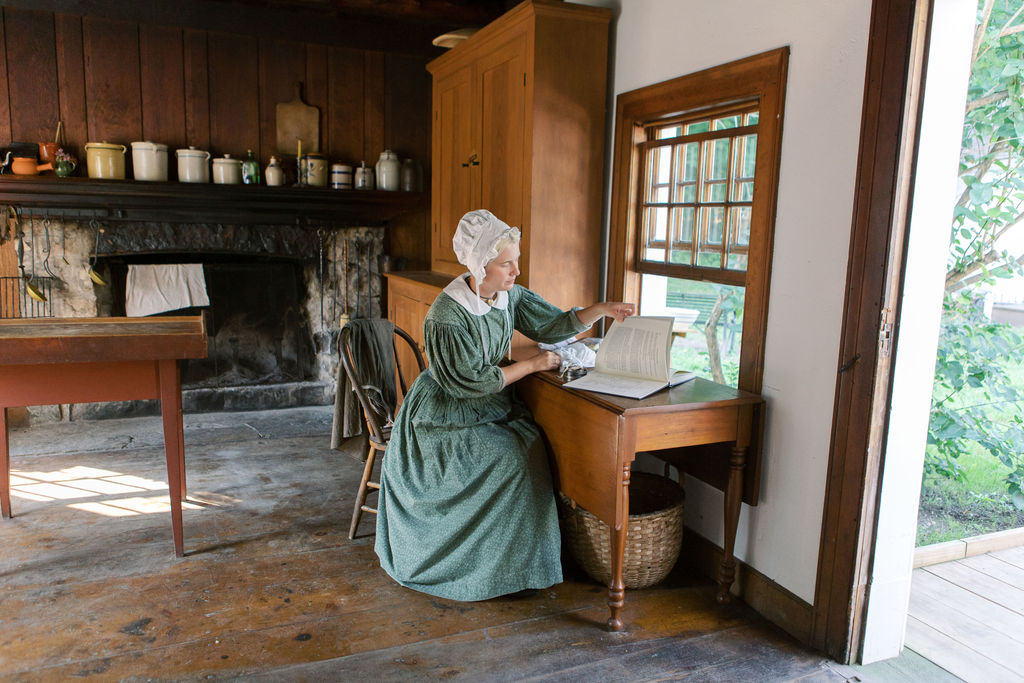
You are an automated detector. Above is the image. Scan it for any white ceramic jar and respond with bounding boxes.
[131,141,168,181]
[212,155,243,184]
[331,163,353,189]
[176,146,211,183]
[84,142,127,179]
[375,149,400,191]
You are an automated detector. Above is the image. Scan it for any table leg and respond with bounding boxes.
[607,463,630,632]
[0,407,10,519]
[158,359,185,558]
[718,442,747,603]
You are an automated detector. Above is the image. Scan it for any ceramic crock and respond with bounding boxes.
[176,146,211,183]
[331,163,353,189]
[84,142,127,179]
[131,141,168,181]
[212,155,243,184]
[303,153,328,187]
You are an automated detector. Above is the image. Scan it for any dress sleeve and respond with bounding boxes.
[512,286,591,344]
[424,318,507,398]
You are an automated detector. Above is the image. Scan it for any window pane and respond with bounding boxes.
[697,207,724,268]
[708,138,730,180]
[669,207,694,265]
[734,181,754,202]
[746,111,759,125]
[732,206,751,246]
[727,254,749,271]
[647,146,671,203]
[656,124,682,139]
[685,120,710,134]
[741,134,757,177]
[642,206,668,263]
[638,274,744,388]
[714,115,741,130]
[705,181,727,203]
[679,142,699,182]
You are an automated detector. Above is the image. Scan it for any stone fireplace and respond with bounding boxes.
[8,215,385,420]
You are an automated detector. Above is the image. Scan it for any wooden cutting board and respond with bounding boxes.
[276,83,320,155]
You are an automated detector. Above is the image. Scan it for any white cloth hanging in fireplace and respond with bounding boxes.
[125,264,210,317]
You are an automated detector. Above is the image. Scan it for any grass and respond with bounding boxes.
[916,340,1024,547]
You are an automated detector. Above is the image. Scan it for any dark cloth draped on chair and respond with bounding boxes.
[331,318,397,452]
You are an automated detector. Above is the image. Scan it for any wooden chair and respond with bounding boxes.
[339,322,425,539]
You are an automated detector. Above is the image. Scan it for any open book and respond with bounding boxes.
[561,316,696,399]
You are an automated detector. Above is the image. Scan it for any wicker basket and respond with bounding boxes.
[558,472,684,589]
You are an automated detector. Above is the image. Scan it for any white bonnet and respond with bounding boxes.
[452,209,521,284]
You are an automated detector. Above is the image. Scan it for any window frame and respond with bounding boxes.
[607,48,789,393]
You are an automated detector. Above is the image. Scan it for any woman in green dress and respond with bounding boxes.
[375,209,633,601]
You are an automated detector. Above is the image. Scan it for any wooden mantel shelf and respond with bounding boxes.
[0,175,423,226]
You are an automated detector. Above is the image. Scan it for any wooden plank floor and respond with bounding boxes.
[0,406,841,681]
[906,545,1024,682]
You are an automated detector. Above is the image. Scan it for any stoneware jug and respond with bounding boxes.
[265,156,285,186]
[131,141,168,181]
[176,146,211,183]
[84,142,127,179]
[375,149,400,191]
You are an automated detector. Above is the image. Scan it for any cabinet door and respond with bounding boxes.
[389,286,433,385]
[476,35,527,242]
[432,64,475,275]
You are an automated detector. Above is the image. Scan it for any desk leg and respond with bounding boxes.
[607,463,630,632]
[158,360,186,558]
[0,407,10,519]
[718,406,753,603]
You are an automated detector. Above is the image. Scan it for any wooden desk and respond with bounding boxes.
[518,373,764,631]
[0,316,207,557]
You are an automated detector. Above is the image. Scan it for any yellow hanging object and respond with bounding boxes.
[88,266,108,286]
[25,280,47,302]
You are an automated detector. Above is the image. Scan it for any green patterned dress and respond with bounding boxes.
[374,278,589,600]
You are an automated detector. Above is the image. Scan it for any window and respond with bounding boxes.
[608,48,788,393]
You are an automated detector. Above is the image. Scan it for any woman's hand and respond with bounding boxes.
[530,350,561,373]
[575,301,636,327]
[602,302,635,323]
[500,350,561,386]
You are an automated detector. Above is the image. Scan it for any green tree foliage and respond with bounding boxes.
[928,0,1024,501]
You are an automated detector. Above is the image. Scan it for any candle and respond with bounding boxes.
[297,139,302,158]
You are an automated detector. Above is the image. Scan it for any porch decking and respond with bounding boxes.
[0,406,841,681]
[905,546,1024,682]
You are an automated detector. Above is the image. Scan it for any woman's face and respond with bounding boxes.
[480,242,521,295]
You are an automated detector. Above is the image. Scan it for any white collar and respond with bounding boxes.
[443,274,509,316]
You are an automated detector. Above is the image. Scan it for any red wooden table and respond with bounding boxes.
[0,316,207,557]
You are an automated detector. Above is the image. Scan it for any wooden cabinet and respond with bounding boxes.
[385,271,451,382]
[426,0,610,312]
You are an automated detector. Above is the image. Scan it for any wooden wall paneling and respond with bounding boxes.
[363,51,385,163]
[139,24,186,150]
[327,46,365,166]
[183,28,210,150]
[383,53,431,268]
[0,11,12,146]
[5,8,60,144]
[258,37,305,164]
[82,16,142,144]
[207,32,259,158]
[305,44,328,158]
[54,14,86,160]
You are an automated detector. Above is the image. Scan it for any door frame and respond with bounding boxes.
[812,0,932,663]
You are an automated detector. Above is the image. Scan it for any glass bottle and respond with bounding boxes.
[242,149,261,185]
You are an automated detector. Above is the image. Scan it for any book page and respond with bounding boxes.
[561,372,668,400]
[594,316,673,381]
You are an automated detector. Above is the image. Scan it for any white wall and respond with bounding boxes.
[860,0,975,663]
[598,0,874,602]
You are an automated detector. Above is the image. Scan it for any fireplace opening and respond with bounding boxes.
[102,254,316,390]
